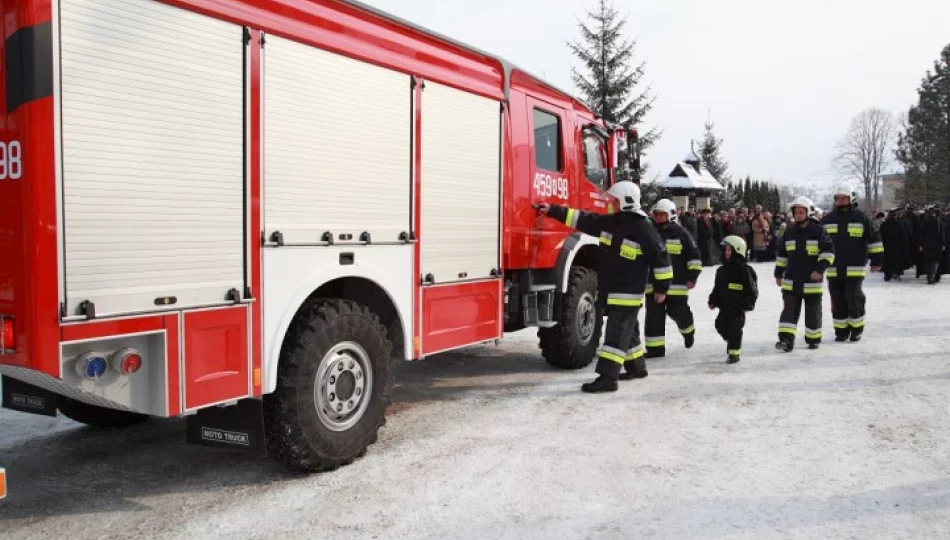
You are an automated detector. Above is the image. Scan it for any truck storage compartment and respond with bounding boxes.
[419,81,502,284]
[60,0,246,318]
[263,34,412,245]
[183,306,249,411]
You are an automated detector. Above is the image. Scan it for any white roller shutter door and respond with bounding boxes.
[420,82,501,283]
[60,0,246,317]
[263,35,412,245]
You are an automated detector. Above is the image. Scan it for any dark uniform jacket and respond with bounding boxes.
[645,222,702,297]
[880,216,907,275]
[774,219,835,295]
[919,213,946,263]
[709,257,758,312]
[820,206,883,279]
[548,205,672,310]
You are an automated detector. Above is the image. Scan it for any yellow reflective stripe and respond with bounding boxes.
[625,344,646,360]
[803,284,824,294]
[565,208,579,228]
[846,266,867,277]
[667,244,683,255]
[607,294,644,307]
[826,268,839,278]
[600,233,612,246]
[847,223,864,237]
[687,260,703,271]
[804,329,822,339]
[667,289,689,296]
[620,244,643,260]
[779,327,797,335]
[785,241,797,251]
[598,346,626,364]
[728,283,744,291]
[680,325,695,335]
[728,349,741,356]
[868,242,884,254]
[781,283,793,291]
[849,317,865,328]
[818,253,835,264]
[824,224,839,234]
[653,266,674,280]
[833,319,849,329]
[645,338,666,348]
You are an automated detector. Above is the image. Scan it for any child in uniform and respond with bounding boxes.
[708,236,758,364]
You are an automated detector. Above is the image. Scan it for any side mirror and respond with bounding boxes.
[627,128,641,174]
[609,127,642,184]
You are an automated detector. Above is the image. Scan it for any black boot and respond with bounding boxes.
[850,333,862,343]
[808,343,819,350]
[775,340,793,353]
[644,348,665,359]
[619,359,649,380]
[835,334,848,342]
[684,333,695,349]
[581,375,619,393]
[726,354,740,364]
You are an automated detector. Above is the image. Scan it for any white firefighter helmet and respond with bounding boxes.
[789,196,815,213]
[721,235,748,258]
[833,183,856,203]
[651,198,678,221]
[607,181,645,215]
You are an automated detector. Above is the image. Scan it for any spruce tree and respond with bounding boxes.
[569,0,658,175]
[743,176,752,208]
[897,43,950,205]
[698,121,736,209]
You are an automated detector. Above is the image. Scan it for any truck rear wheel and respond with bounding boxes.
[264,299,393,472]
[57,397,149,428]
[539,267,602,370]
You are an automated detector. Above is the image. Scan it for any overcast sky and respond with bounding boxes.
[361,0,950,188]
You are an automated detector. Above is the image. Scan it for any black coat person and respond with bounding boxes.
[900,212,918,271]
[905,209,923,275]
[680,212,699,244]
[919,210,946,284]
[880,213,907,281]
[696,211,722,266]
[940,213,950,276]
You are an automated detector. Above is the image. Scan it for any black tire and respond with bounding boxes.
[263,299,393,472]
[57,397,149,428]
[538,267,602,370]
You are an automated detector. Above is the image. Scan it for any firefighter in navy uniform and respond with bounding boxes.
[643,199,703,359]
[537,181,673,393]
[708,235,758,364]
[774,197,835,352]
[820,184,883,342]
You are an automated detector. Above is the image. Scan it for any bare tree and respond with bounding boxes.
[834,109,897,210]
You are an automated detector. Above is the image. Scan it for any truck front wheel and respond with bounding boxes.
[57,397,149,428]
[263,299,393,472]
[538,267,602,370]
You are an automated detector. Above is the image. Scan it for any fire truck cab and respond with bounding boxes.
[0,0,639,472]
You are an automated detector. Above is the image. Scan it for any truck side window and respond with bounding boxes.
[583,131,608,191]
[533,108,562,172]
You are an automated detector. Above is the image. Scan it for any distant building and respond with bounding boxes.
[880,173,905,211]
[658,145,724,211]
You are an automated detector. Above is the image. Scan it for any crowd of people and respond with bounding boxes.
[535,181,917,394]
[878,205,950,284]
[678,204,794,266]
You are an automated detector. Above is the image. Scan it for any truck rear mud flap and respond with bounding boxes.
[1,376,58,417]
[186,398,266,454]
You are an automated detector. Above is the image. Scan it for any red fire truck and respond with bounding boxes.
[0,0,639,471]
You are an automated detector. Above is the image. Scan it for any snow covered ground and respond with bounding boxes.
[2,263,949,540]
